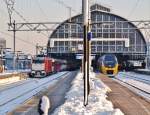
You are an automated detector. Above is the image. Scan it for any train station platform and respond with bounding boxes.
[0,72,28,84]
[8,71,77,115]
[98,74,150,115]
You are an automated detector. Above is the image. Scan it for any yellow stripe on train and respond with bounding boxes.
[100,64,119,76]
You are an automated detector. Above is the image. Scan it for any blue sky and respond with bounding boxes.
[0,0,150,54]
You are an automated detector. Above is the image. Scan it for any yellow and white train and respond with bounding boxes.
[98,54,119,76]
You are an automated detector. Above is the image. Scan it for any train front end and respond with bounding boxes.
[100,54,118,76]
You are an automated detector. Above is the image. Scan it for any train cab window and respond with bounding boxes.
[33,57,44,64]
[104,55,117,67]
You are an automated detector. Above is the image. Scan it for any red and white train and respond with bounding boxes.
[28,55,67,78]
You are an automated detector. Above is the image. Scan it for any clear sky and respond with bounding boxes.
[0,0,150,55]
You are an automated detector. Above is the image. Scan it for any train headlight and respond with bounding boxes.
[108,65,111,67]
[102,62,104,66]
[41,71,46,74]
[32,71,35,73]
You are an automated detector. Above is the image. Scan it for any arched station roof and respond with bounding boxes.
[48,4,147,60]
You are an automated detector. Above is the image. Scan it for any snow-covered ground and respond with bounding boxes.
[0,69,30,85]
[0,75,25,85]
[115,72,150,101]
[52,72,124,115]
[0,71,69,115]
[0,69,31,75]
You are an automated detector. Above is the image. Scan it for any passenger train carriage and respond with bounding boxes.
[98,54,119,76]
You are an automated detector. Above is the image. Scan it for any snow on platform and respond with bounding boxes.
[0,76,25,85]
[0,70,29,85]
[52,72,124,115]
[0,69,31,75]
[0,71,68,114]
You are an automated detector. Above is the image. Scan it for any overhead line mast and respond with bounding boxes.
[4,0,15,24]
[83,0,90,106]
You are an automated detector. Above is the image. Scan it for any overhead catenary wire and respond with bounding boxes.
[35,0,52,36]
[128,0,140,18]
[12,8,48,37]
[0,4,8,16]
[3,0,15,24]
[0,31,36,47]
[35,0,49,20]
[3,0,49,37]
[53,0,80,14]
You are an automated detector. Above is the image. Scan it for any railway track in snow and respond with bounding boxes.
[118,73,150,85]
[113,73,150,102]
[114,77,150,95]
[0,71,70,114]
[0,79,37,93]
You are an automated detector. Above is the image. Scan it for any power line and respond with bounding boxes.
[35,0,54,36]
[128,0,140,18]
[53,0,80,14]
[0,31,36,46]
[3,0,15,24]
[0,3,8,16]
[35,0,49,20]
[13,8,48,37]
[4,0,49,37]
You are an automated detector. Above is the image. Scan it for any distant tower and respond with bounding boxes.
[0,37,6,50]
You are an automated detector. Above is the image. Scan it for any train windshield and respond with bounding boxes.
[104,55,117,67]
[33,57,44,64]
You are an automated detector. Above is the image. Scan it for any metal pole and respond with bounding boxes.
[36,43,38,55]
[87,1,91,95]
[68,7,71,53]
[13,20,16,70]
[83,0,89,106]
[0,48,2,72]
[13,20,16,56]
[17,52,18,71]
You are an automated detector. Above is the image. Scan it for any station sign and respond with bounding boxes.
[87,32,92,41]
[76,54,95,60]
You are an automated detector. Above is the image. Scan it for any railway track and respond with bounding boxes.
[113,74,150,102]
[100,74,150,115]
[118,73,150,85]
[0,71,70,114]
[114,77,150,95]
[0,79,36,93]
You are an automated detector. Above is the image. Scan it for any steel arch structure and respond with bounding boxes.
[47,4,147,61]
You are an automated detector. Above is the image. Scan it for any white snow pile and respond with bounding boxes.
[53,72,124,115]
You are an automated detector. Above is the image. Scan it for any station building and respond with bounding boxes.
[47,4,147,68]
